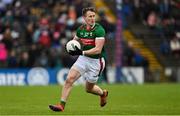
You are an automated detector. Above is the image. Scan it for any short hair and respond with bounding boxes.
[82,7,96,16]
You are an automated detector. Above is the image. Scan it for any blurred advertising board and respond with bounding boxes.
[0,67,144,86]
[0,67,85,86]
[108,67,144,84]
[0,67,56,86]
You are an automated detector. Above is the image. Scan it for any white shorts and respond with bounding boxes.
[72,56,105,83]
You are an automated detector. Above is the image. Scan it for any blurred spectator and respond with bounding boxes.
[98,10,115,37]
[74,0,84,18]
[7,50,18,68]
[25,22,35,45]
[37,50,49,67]
[19,51,30,68]
[123,41,135,66]
[170,34,180,58]
[2,28,13,50]
[48,48,61,68]
[160,16,175,39]
[129,0,180,60]
[159,0,171,17]
[0,42,7,67]
[39,30,51,47]
[133,49,149,68]
[28,44,40,67]
[160,39,170,55]
[122,41,149,67]
[1,0,14,5]
[147,11,159,28]
[0,0,116,68]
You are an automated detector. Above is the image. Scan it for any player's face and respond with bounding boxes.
[84,11,96,26]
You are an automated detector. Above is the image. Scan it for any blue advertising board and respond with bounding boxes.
[0,67,58,86]
[0,67,86,86]
[0,67,144,86]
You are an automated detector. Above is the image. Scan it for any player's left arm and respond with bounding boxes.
[83,38,105,55]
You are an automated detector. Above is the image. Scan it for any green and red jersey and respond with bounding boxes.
[76,23,106,59]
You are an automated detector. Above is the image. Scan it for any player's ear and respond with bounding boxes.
[83,16,86,21]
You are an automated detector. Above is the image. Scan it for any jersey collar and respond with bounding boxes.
[85,23,96,31]
[91,23,95,29]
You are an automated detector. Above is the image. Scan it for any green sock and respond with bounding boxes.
[60,100,66,107]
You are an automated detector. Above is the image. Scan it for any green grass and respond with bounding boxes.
[0,84,180,115]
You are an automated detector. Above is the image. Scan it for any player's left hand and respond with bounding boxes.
[69,46,82,56]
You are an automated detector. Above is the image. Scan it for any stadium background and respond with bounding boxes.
[0,0,180,115]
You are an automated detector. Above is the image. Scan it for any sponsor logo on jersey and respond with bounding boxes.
[80,38,95,45]
[80,32,93,37]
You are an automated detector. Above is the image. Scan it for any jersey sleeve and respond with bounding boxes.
[95,25,105,37]
[76,27,81,38]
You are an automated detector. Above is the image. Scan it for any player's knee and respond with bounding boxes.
[65,78,74,86]
[85,83,94,93]
[86,86,93,93]
[86,88,92,93]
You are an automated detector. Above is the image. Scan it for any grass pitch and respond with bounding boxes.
[0,84,180,115]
